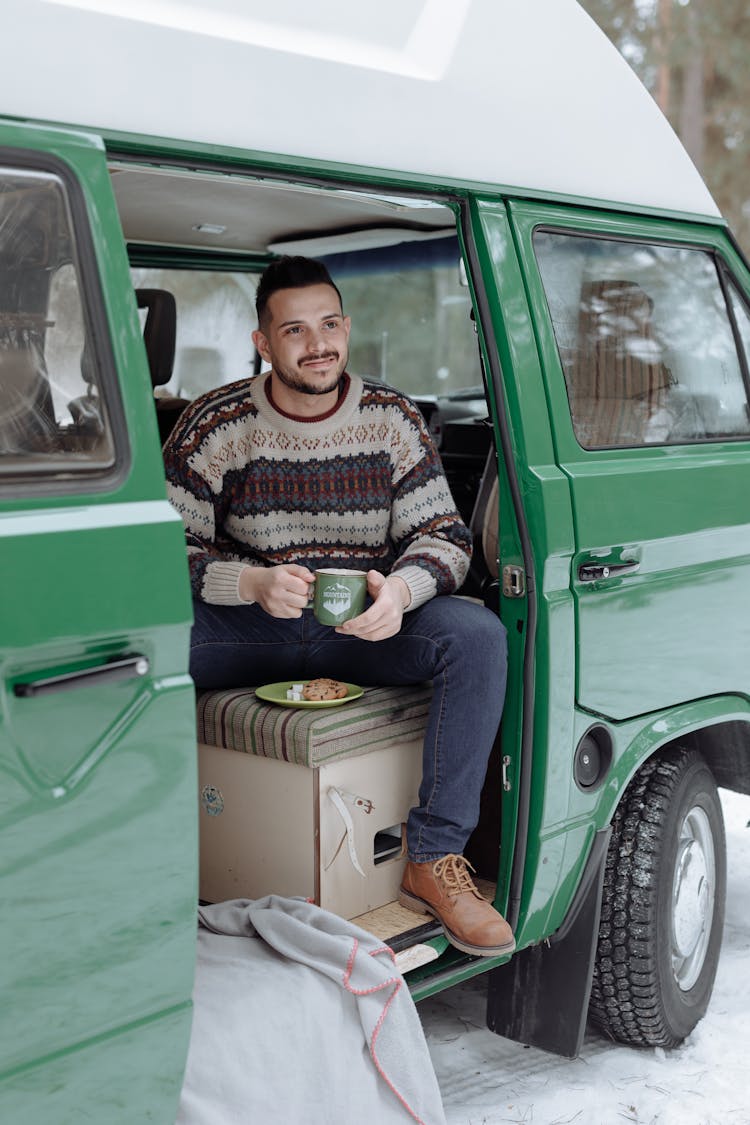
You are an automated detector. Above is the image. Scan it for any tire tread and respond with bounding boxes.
[589,747,723,1048]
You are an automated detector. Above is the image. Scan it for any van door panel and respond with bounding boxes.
[0,122,195,1120]
[509,201,750,721]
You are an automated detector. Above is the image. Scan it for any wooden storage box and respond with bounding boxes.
[196,685,431,920]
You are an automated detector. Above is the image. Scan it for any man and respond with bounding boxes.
[164,255,514,957]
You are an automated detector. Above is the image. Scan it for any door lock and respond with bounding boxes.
[502,565,526,598]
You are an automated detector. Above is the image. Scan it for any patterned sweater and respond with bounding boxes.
[163,371,471,609]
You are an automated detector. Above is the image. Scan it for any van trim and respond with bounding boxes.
[0,145,130,499]
[105,146,458,210]
[128,245,274,272]
[459,202,537,932]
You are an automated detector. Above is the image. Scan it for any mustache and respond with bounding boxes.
[300,351,338,364]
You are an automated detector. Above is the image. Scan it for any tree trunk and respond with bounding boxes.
[678,4,705,171]
[655,0,671,114]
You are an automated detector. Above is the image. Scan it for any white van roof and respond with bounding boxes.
[2,0,720,220]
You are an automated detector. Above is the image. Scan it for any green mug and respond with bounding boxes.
[313,569,368,626]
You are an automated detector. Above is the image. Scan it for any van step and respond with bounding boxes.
[352,898,437,947]
[352,878,497,955]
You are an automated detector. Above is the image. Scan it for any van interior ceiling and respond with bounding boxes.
[109,163,455,255]
[111,159,502,955]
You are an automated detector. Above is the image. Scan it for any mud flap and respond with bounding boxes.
[486,827,611,1058]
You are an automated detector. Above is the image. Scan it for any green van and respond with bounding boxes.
[2,1,749,1120]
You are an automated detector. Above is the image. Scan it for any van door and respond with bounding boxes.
[508,202,750,721]
[0,123,196,1122]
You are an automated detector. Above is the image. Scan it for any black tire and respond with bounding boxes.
[589,747,726,1047]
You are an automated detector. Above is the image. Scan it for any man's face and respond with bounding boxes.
[252,283,351,398]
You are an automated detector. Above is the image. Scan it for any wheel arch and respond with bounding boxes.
[600,695,750,827]
[671,717,750,794]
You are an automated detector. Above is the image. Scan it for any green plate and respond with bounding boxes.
[255,680,364,709]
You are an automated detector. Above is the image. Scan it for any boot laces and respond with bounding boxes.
[433,854,483,899]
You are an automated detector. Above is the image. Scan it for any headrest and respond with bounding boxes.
[578,279,656,345]
[135,288,176,387]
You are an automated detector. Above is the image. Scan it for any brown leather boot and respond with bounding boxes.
[399,854,515,957]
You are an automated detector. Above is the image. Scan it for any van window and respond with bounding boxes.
[728,281,750,385]
[131,236,481,406]
[130,268,257,400]
[0,166,115,474]
[323,236,480,398]
[533,231,750,448]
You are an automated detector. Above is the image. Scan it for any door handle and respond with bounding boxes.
[13,654,150,698]
[578,561,640,583]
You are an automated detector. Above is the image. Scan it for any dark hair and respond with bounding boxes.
[255,255,343,328]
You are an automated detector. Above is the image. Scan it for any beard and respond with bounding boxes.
[272,348,348,396]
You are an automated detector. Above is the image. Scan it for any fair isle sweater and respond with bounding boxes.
[163,371,472,609]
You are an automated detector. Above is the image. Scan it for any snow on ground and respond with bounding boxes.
[421,790,750,1125]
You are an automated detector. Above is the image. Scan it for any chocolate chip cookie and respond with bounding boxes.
[302,677,348,701]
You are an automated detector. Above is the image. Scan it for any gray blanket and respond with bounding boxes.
[176,896,447,1124]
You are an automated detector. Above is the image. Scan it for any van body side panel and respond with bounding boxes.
[0,1007,191,1123]
[0,122,195,1120]
[510,202,750,722]
[488,199,750,945]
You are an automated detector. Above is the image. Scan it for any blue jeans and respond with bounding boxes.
[190,596,507,862]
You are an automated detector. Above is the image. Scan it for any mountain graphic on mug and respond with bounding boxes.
[322,581,353,616]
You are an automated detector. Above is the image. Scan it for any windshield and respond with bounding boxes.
[323,235,483,399]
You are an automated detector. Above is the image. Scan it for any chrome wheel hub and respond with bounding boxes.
[671,805,715,991]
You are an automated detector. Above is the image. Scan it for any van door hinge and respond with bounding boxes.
[502,565,526,598]
[501,755,512,792]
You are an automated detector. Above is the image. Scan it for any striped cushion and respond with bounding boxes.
[196,684,431,769]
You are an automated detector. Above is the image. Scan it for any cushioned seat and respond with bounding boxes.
[196,683,432,768]
[197,683,431,916]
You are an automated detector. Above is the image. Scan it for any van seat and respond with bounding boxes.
[569,279,673,447]
[197,682,431,767]
[0,345,60,454]
[134,287,190,444]
[197,683,431,915]
[466,448,500,599]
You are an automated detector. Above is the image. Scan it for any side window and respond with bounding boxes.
[0,165,115,477]
[130,268,257,401]
[533,231,750,449]
[728,282,750,381]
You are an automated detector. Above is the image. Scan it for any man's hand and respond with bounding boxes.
[336,570,411,641]
[239,564,315,617]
